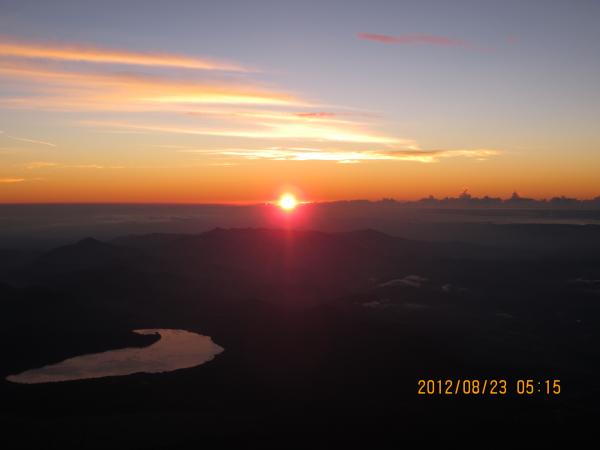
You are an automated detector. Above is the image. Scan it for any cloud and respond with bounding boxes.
[25,161,123,170]
[25,161,58,169]
[219,111,348,124]
[70,164,117,169]
[1,130,56,147]
[379,275,428,288]
[82,120,406,145]
[0,177,25,183]
[378,148,500,162]
[5,134,56,147]
[295,112,337,118]
[362,300,384,308]
[0,36,246,71]
[358,32,468,47]
[0,61,298,110]
[210,147,499,163]
[153,144,198,150]
[441,283,468,294]
[0,35,502,167]
[81,121,500,162]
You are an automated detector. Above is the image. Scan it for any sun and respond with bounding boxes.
[278,193,298,211]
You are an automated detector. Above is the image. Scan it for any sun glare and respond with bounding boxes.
[278,193,298,211]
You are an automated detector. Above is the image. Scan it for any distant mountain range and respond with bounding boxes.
[0,225,596,308]
[2,225,600,443]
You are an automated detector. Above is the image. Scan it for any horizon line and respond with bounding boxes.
[1,194,600,207]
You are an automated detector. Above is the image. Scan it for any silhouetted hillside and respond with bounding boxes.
[33,237,144,271]
[1,225,600,447]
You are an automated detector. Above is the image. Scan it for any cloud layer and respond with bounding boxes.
[0,35,500,166]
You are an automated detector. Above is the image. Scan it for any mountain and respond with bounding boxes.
[109,228,494,299]
[5,228,495,306]
[2,225,600,446]
[32,237,142,271]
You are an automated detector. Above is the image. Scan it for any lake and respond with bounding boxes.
[6,329,224,384]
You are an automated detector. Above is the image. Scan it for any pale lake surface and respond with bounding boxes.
[6,329,224,384]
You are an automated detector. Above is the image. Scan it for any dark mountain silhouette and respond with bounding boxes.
[21,228,494,303]
[1,225,600,447]
[32,237,144,271]
[111,232,189,251]
[11,227,588,307]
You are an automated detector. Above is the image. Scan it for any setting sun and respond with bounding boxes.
[278,193,298,211]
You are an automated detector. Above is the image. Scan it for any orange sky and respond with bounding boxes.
[1,6,600,203]
[1,158,599,203]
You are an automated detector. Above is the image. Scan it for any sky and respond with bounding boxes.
[0,0,599,203]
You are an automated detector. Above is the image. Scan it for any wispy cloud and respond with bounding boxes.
[200,146,500,164]
[70,164,122,169]
[0,61,298,110]
[295,112,337,119]
[0,35,502,168]
[84,120,499,161]
[24,161,58,169]
[5,134,56,147]
[214,110,350,125]
[0,130,56,147]
[0,177,25,183]
[82,120,406,145]
[153,144,199,150]
[358,32,468,47]
[379,275,428,288]
[0,36,246,71]
[25,161,123,170]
